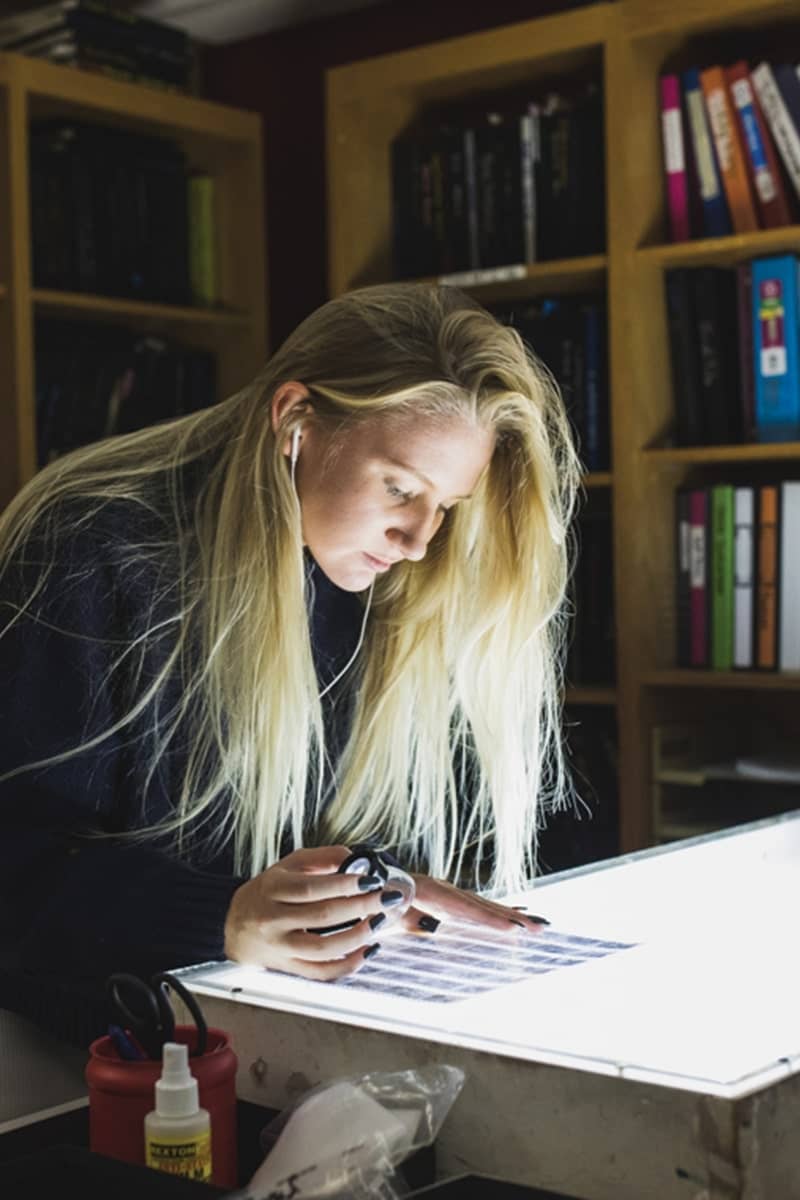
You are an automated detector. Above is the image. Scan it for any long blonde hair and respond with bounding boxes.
[0,283,580,893]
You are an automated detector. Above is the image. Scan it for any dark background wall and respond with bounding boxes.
[204,0,593,349]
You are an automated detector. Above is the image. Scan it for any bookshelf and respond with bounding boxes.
[0,50,266,507]
[325,0,800,853]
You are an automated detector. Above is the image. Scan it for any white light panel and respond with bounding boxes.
[180,813,800,1099]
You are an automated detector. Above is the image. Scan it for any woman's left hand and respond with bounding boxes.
[400,874,549,936]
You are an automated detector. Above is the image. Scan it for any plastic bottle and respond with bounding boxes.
[144,1042,213,1183]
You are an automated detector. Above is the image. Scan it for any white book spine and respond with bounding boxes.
[751,63,800,202]
[779,481,800,670]
[734,487,754,669]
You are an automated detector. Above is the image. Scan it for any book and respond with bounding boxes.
[682,68,731,237]
[676,489,692,667]
[778,481,800,671]
[726,61,792,229]
[0,1,189,56]
[664,268,703,446]
[660,74,691,241]
[688,489,709,668]
[711,484,735,671]
[733,486,755,669]
[188,174,216,307]
[751,62,800,205]
[700,65,758,233]
[736,262,755,442]
[751,254,800,442]
[756,483,779,670]
[692,267,741,444]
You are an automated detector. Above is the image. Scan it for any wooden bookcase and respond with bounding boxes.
[0,50,267,508]
[325,0,800,853]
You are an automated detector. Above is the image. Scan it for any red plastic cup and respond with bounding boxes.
[86,1024,238,1188]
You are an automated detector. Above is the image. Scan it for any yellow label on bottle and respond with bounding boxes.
[146,1130,212,1181]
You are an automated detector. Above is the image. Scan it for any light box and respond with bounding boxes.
[176,812,800,1199]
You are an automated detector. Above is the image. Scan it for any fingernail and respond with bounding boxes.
[527,915,550,926]
[380,889,404,907]
[417,915,440,933]
[363,942,381,960]
[509,918,526,928]
[358,875,383,891]
[369,912,386,931]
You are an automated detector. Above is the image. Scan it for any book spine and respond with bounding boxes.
[676,488,692,667]
[692,267,741,444]
[733,486,755,669]
[582,301,603,471]
[736,261,755,442]
[463,128,480,270]
[711,484,735,670]
[750,62,800,204]
[682,68,732,237]
[700,65,758,233]
[756,483,779,670]
[664,268,703,445]
[660,74,691,242]
[688,488,709,667]
[726,61,792,228]
[520,112,536,264]
[188,174,215,306]
[752,254,800,442]
[779,481,800,670]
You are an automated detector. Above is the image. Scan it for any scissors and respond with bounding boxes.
[106,971,208,1060]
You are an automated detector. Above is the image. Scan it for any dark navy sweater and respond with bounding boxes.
[0,481,363,1046]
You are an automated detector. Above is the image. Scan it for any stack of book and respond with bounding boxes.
[391,82,605,280]
[665,253,800,446]
[493,294,609,471]
[35,318,217,465]
[30,119,199,305]
[675,481,800,672]
[659,60,800,242]
[0,1,195,93]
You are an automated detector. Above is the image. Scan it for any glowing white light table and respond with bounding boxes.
[176,812,800,1200]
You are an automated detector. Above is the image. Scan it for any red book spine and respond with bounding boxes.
[727,61,792,228]
[689,489,709,667]
[660,74,691,242]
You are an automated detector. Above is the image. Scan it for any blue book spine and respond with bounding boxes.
[682,67,732,237]
[752,254,800,442]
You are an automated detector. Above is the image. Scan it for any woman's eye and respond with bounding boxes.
[386,482,413,502]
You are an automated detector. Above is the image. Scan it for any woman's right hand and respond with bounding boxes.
[223,845,389,980]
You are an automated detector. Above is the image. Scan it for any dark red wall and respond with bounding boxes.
[204,0,596,348]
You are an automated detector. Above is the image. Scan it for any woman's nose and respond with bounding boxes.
[389,504,442,561]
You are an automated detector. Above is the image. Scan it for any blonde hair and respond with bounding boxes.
[0,283,580,893]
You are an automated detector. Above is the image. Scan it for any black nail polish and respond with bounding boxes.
[358,874,383,891]
[380,889,404,907]
[527,914,550,926]
[509,918,526,928]
[363,942,381,960]
[308,917,358,935]
[369,912,386,931]
[417,915,440,933]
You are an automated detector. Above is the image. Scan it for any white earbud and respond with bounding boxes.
[290,427,301,467]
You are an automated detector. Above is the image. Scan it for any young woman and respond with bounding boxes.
[0,282,580,1046]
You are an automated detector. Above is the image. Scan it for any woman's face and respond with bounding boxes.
[294,408,495,592]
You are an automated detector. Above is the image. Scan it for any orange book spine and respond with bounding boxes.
[701,65,759,233]
[756,484,778,669]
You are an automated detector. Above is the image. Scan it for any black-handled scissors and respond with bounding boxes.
[106,971,208,1060]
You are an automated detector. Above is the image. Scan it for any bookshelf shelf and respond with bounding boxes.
[643,670,800,690]
[584,471,613,488]
[637,225,800,269]
[642,443,800,464]
[32,289,255,330]
[426,255,608,305]
[564,686,617,706]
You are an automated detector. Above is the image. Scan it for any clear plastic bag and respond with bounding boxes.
[228,1063,465,1200]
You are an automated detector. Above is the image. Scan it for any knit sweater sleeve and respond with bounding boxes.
[0,525,242,1046]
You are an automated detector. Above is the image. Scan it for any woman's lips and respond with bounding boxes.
[363,552,395,571]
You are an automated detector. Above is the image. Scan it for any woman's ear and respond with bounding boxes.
[271,381,312,458]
